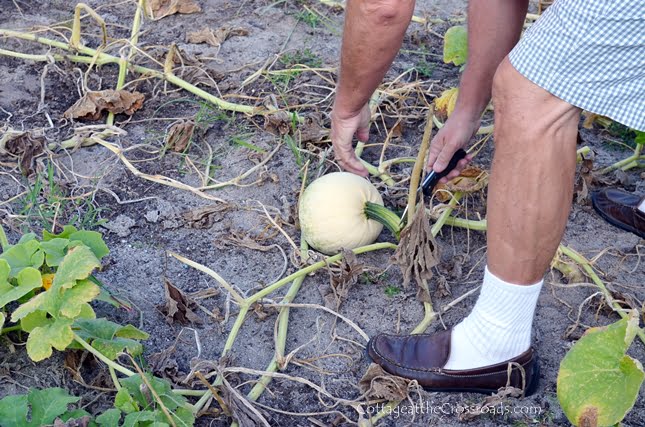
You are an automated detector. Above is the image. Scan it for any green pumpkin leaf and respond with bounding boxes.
[18,233,37,244]
[68,230,109,260]
[74,318,148,360]
[634,130,645,145]
[26,317,74,361]
[52,245,101,291]
[115,388,139,414]
[57,408,91,422]
[43,225,78,241]
[0,388,80,427]
[122,410,160,427]
[59,279,100,318]
[171,406,196,427]
[557,310,645,427]
[121,374,188,412]
[20,310,51,332]
[0,267,43,308]
[443,25,468,66]
[77,302,96,319]
[96,408,122,426]
[40,238,69,267]
[0,240,44,277]
[0,394,28,427]
[11,291,50,322]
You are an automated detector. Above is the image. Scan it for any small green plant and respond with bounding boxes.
[384,285,401,297]
[280,48,323,68]
[415,59,435,78]
[296,9,320,28]
[443,25,468,67]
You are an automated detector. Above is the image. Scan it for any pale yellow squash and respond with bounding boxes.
[299,172,384,255]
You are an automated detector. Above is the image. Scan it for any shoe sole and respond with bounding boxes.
[365,346,540,396]
[591,194,645,239]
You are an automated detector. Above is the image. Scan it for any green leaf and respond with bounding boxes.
[11,291,49,322]
[96,408,122,427]
[26,317,74,361]
[28,388,80,427]
[59,279,100,318]
[0,388,80,427]
[96,409,121,427]
[0,311,5,330]
[115,388,139,414]
[120,374,188,412]
[0,267,43,309]
[121,411,160,427]
[74,318,148,360]
[40,238,69,267]
[69,230,110,260]
[634,130,645,145]
[0,240,44,277]
[58,408,91,422]
[0,394,28,427]
[77,302,96,319]
[43,225,78,241]
[20,310,51,332]
[443,25,468,66]
[557,310,645,427]
[171,406,196,427]
[18,233,37,244]
[52,245,101,292]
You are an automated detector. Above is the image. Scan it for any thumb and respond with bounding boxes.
[433,144,457,173]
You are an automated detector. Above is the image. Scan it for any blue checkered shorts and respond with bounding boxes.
[509,0,644,131]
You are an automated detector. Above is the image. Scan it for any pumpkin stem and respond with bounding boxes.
[364,202,402,240]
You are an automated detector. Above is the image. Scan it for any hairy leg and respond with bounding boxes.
[487,57,581,285]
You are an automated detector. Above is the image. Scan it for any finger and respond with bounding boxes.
[433,144,458,173]
[334,141,368,176]
[426,135,445,172]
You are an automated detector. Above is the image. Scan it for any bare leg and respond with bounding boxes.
[487,57,581,285]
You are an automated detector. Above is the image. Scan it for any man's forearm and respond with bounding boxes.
[455,0,529,118]
[334,0,415,118]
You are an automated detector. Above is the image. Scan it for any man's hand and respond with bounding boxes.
[426,112,479,182]
[331,103,370,176]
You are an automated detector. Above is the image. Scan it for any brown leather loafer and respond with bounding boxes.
[591,188,645,239]
[367,330,539,395]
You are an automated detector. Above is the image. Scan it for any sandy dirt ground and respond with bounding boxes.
[1,1,644,426]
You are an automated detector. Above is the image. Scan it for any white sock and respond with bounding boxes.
[443,266,543,370]
[639,198,645,213]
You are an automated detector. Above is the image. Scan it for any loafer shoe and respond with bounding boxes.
[591,188,645,239]
[367,330,539,395]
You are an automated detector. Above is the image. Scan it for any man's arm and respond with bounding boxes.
[331,0,415,176]
[427,0,529,177]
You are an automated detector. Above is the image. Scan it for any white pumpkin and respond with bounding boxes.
[299,172,384,255]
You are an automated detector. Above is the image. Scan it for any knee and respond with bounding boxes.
[360,0,415,26]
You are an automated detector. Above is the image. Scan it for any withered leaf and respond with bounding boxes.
[221,378,271,426]
[53,417,91,427]
[358,363,411,400]
[320,249,364,309]
[434,165,489,202]
[165,120,195,152]
[391,207,440,303]
[186,27,249,47]
[551,256,586,284]
[158,279,203,325]
[148,0,201,20]
[457,385,524,422]
[574,157,594,205]
[182,204,230,229]
[1,131,44,176]
[298,113,328,144]
[64,90,145,120]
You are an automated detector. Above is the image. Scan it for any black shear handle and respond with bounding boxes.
[421,148,467,196]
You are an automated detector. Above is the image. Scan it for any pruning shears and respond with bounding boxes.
[400,148,467,224]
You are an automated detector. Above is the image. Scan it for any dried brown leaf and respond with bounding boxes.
[457,385,524,421]
[434,165,489,202]
[320,249,364,309]
[165,120,195,152]
[574,157,594,205]
[64,90,145,120]
[1,131,44,176]
[182,204,230,229]
[186,26,249,47]
[54,417,91,427]
[358,363,411,400]
[148,0,201,20]
[298,113,328,144]
[158,279,203,325]
[551,257,586,284]
[391,208,440,303]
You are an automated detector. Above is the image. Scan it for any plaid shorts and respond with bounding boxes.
[509,0,644,131]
